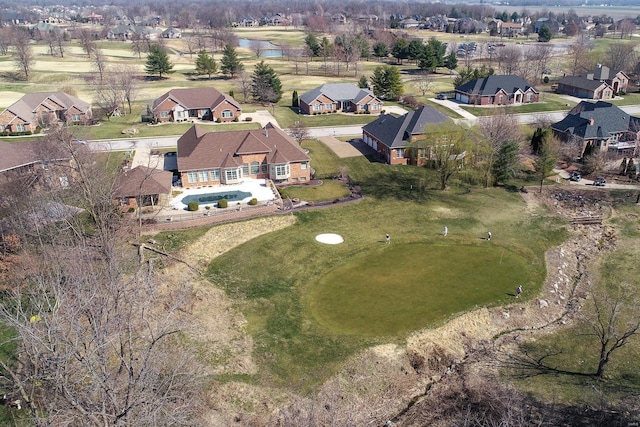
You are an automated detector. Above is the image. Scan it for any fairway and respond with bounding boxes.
[309,243,529,336]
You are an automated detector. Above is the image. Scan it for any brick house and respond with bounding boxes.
[149,87,242,123]
[0,92,93,133]
[455,75,539,106]
[362,106,452,165]
[0,140,74,189]
[299,83,383,115]
[551,101,640,157]
[177,123,311,188]
[113,166,173,212]
[556,65,629,99]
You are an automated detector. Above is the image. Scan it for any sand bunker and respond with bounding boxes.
[315,233,344,244]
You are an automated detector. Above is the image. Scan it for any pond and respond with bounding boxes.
[238,38,282,58]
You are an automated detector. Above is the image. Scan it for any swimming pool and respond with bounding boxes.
[181,190,252,206]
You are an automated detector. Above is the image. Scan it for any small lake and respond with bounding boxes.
[238,38,281,58]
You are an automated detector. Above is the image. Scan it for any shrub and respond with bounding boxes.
[35,126,42,134]
[216,118,222,123]
[205,205,211,210]
[217,199,228,208]
[233,117,239,122]
[543,76,549,84]
[245,116,253,122]
[248,198,258,205]
[127,207,135,213]
[187,201,199,211]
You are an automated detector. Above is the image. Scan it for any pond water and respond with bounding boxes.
[238,38,281,57]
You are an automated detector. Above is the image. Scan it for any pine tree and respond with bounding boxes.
[358,75,369,89]
[292,90,299,107]
[144,45,174,78]
[370,65,403,100]
[220,44,243,78]
[195,49,217,78]
[251,61,283,103]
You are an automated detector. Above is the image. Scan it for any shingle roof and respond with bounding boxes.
[3,91,91,123]
[177,123,309,171]
[551,101,634,140]
[151,87,241,112]
[0,140,71,173]
[558,76,610,91]
[455,75,538,96]
[113,166,172,197]
[362,106,452,148]
[299,83,378,105]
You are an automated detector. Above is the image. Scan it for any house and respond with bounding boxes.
[500,21,524,36]
[149,87,242,123]
[399,18,420,29]
[455,75,539,106]
[551,101,640,157]
[113,166,173,212]
[362,105,452,165]
[176,123,311,188]
[299,83,382,116]
[555,76,614,100]
[556,65,629,99]
[162,27,182,38]
[0,92,93,134]
[0,140,73,189]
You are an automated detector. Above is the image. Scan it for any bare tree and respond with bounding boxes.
[78,28,96,58]
[607,42,637,73]
[478,109,523,187]
[567,37,595,76]
[237,70,252,102]
[0,27,11,56]
[415,72,434,96]
[618,19,636,39]
[10,27,34,80]
[581,283,640,379]
[131,33,148,59]
[497,44,521,75]
[92,48,107,82]
[114,64,139,114]
[288,121,311,145]
[526,44,553,83]
[250,39,264,58]
[55,30,66,58]
[583,151,607,175]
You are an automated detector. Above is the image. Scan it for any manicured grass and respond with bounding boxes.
[284,179,351,202]
[310,243,530,336]
[461,94,576,116]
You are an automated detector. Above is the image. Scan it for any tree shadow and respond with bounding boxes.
[0,71,25,82]
[499,347,593,379]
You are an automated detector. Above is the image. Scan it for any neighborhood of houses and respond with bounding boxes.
[1,70,640,218]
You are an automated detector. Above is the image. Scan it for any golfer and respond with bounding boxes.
[487,231,492,240]
[386,233,390,244]
[443,226,448,237]
[516,285,522,297]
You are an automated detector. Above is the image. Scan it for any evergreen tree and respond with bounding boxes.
[144,45,174,78]
[304,33,320,57]
[628,158,636,177]
[220,44,243,78]
[372,42,389,59]
[444,51,458,71]
[407,39,424,63]
[195,49,217,78]
[370,65,403,100]
[493,142,520,184]
[292,90,299,108]
[358,75,369,89]
[530,127,547,154]
[621,157,628,175]
[251,60,283,103]
[391,38,409,63]
[538,24,552,42]
[534,134,559,193]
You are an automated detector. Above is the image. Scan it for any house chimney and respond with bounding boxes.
[589,118,595,125]
[264,128,269,138]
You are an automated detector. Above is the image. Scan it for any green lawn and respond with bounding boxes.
[461,94,576,116]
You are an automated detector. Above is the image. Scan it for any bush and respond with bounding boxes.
[245,116,253,122]
[248,198,258,205]
[543,76,549,84]
[205,205,211,210]
[217,199,228,208]
[216,118,222,123]
[233,117,239,122]
[127,207,135,213]
[187,201,199,211]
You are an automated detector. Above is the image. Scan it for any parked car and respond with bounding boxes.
[593,176,606,186]
[569,171,582,182]
[436,93,447,100]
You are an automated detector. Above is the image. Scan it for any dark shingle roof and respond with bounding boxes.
[362,106,451,148]
[0,140,71,173]
[177,123,309,171]
[455,75,538,96]
[558,76,609,91]
[551,101,634,140]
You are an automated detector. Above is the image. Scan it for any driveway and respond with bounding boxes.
[554,168,640,190]
[317,136,375,159]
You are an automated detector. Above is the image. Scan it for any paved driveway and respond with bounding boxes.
[317,136,376,158]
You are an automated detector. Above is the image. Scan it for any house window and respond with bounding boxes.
[498,96,504,104]
[16,124,25,132]
[396,148,405,158]
[371,103,380,110]
[261,161,268,173]
[526,93,532,102]
[242,163,249,176]
[177,111,185,118]
[225,169,239,181]
[299,177,306,182]
[274,164,290,177]
[250,161,260,174]
[160,111,169,118]
[222,110,233,118]
[210,169,220,180]
[187,171,198,183]
[71,114,80,122]
[301,163,307,170]
[198,170,208,182]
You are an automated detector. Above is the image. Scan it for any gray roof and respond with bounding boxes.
[551,101,638,140]
[558,76,609,91]
[455,75,538,96]
[362,106,451,148]
[3,91,91,123]
[299,83,377,105]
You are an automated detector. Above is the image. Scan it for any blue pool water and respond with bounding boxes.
[181,190,252,206]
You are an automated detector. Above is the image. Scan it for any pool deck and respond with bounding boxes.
[169,179,276,210]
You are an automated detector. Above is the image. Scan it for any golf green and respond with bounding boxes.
[309,243,530,336]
